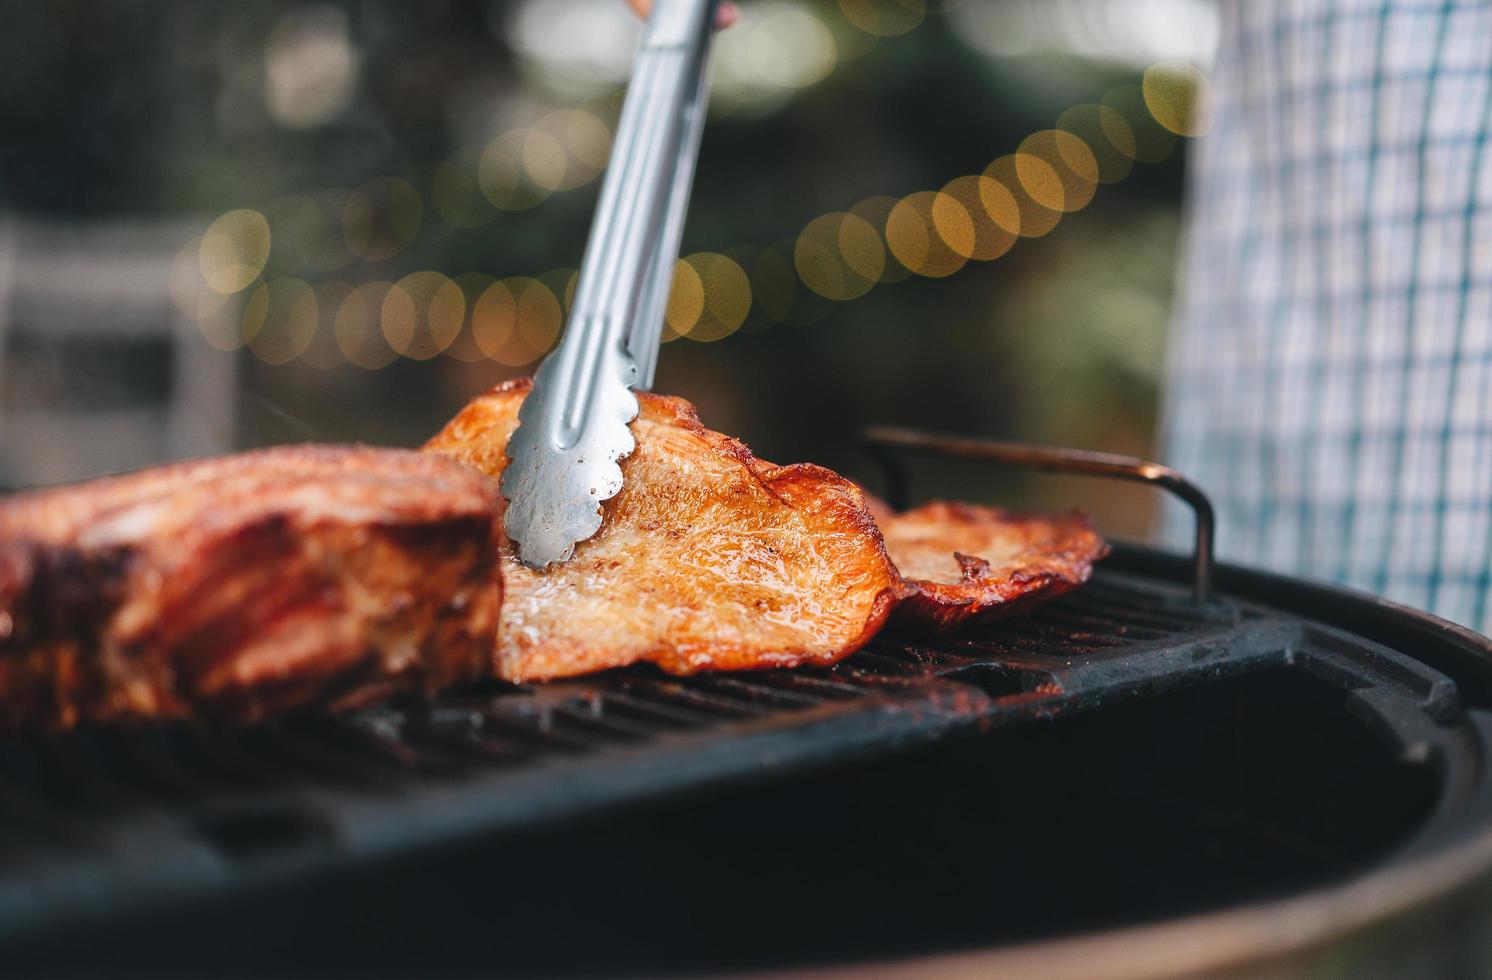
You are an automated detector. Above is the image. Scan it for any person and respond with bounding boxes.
[1160,1,1492,631]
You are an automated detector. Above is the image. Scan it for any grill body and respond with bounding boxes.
[4,545,1492,977]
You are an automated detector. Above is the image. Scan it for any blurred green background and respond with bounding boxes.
[0,0,1216,541]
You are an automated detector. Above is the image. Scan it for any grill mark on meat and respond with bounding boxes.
[425,378,902,681]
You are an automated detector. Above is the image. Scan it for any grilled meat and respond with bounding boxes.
[872,500,1107,632]
[425,379,902,681]
[0,446,503,728]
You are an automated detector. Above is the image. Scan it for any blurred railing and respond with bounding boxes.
[0,218,237,489]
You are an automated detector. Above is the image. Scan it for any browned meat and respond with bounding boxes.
[0,446,504,728]
[425,379,902,681]
[874,500,1108,632]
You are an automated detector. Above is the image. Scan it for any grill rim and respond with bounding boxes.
[787,546,1492,980]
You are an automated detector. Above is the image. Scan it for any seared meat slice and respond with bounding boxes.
[0,446,503,728]
[872,500,1108,633]
[425,379,901,681]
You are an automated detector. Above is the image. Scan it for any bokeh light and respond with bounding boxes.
[983,155,1062,238]
[663,259,705,341]
[530,109,612,191]
[442,273,497,363]
[300,281,351,370]
[1142,61,1214,137]
[937,175,1018,261]
[848,196,912,284]
[172,236,245,351]
[264,5,359,130]
[1018,130,1098,213]
[242,277,318,365]
[472,276,563,365]
[1056,104,1136,183]
[334,281,400,370]
[837,0,924,37]
[677,252,751,342]
[177,49,1212,371]
[382,271,464,361]
[199,209,271,294]
[711,1,840,116]
[886,192,969,278]
[1103,84,1177,163]
[478,129,553,210]
[795,212,883,300]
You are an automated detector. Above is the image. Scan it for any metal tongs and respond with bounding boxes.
[501,0,719,568]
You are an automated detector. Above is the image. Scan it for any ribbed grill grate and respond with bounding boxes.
[0,573,1225,831]
[11,565,1401,944]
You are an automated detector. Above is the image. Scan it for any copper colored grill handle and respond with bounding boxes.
[862,426,1216,605]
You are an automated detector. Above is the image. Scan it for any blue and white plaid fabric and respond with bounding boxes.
[1162,0,1492,629]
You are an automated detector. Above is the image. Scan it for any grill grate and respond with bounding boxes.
[0,574,1237,826]
[0,563,1474,947]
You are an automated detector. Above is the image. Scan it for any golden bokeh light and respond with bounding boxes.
[344,177,423,262]
[442,273,496,363]
[519,127,568,192]
[176,73,1215,364]
[532,109,612,191]
[478,129,552,210]
[335,281,400,370]
[470,280,515,359]
[886,192,969,278]
[795,212,883,300]
[382,271,464,361]
[199,209,271,294]
[677,252,751,342]
[983,155,1062,238]
[1103,84,1177,163]
[300,281,351,370]
[663,258,706,341]
[472,277,563,365]
[837,0,924,37]
[1142,61,1215,137]
[929,191,974,258]
[1056,104,1135,183]
[936,175,1017,261]
[1018,130,1098,213]
[849,196,912,283]
[171,236,242,352]
[1014,152,1063,212]
[536,268,577,317]
[720,245,768,333]
[242,278,318,365]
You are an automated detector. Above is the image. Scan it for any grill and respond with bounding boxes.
[6,432,1492,978]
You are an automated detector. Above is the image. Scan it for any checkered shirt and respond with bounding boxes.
[1161,0,1492,629]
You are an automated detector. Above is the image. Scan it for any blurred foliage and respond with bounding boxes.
[0,0,1192,538]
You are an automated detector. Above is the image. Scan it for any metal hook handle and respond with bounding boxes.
[862,426,1216,604]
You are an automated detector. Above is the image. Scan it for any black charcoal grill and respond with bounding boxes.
[5,432,1492,979]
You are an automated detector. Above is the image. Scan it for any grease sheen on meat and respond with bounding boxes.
[0,446,504,728]
[424,379,902,681]
[873,500,1108,632]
